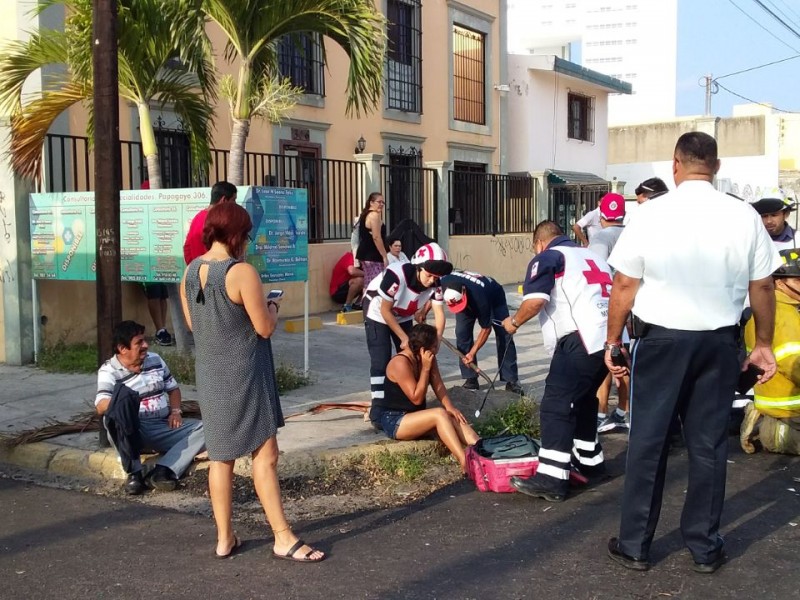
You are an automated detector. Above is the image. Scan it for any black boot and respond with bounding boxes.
[124,472,146,496]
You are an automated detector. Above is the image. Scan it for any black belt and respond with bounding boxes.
[630,315,738,339]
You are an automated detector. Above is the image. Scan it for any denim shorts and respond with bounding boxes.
[374,410,407,440]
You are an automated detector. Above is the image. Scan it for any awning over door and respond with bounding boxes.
[547,170,608,186]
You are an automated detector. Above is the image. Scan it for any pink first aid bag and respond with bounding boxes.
[466,435,541,493]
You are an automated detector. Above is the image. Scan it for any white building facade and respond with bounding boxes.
[507,0,678,125]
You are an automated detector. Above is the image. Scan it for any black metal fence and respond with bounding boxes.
[380,164,437,238]
[43,134,364,243]
[448,171,536,235]
[209,149,363,243]
[550,184,610,241]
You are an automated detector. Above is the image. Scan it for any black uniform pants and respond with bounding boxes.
[364,316,413,422]
[619,324,739,563]
[454,284,518,382]
[535,332,608,492]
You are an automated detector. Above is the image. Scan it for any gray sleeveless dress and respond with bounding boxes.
[185,257,284,461]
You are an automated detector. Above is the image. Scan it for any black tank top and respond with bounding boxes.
[373,355,426,413]
[356,215,386,262]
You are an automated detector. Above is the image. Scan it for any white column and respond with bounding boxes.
[0,117,35,364]
[353,153,385,200]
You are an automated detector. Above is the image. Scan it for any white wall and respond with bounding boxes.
[507,55,608,176]
[607,155,778,200]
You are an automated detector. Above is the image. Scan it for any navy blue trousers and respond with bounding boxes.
[619,325,739,564]
[454,284,518,382]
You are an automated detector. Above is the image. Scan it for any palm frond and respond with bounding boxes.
[0,30,72,113]
[9,83,91,181]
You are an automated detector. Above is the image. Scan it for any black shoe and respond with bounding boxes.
[146,465,178,491]
[607,537,650,571]
[505,381,525,395]
[692,551,726,574]
[463,378,479,391]
[509,476,566,502]
[125,472,147,496]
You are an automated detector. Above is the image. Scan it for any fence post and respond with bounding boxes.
[530,170,549,223]
[424,161,451,250]
[353,153,384,202]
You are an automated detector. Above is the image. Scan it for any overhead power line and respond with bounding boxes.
[763,0,800,33]
[772,0,800,27]
[716,53,800,80]
[751,0,800,40]
[715,81,797,113]
[726,0,800,52]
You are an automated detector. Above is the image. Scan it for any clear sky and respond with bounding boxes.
[677,0,800,116]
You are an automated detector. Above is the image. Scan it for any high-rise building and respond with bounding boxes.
[508,0,678,125]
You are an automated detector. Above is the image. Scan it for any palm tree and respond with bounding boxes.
[0,0,216,350]
[0,0,215,188]
[199,0,386,185]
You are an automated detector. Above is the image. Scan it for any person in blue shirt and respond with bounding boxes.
[440,270,523,394]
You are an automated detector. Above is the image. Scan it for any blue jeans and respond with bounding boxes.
[106,417,205,478]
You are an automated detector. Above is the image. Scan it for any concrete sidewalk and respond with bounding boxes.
[0,285,555,482]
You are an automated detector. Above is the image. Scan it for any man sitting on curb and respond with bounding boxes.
[95,320,205,495]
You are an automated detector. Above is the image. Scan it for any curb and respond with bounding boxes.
[0,437,444,484]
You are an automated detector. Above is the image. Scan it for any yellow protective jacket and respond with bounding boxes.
[744,289,800,418]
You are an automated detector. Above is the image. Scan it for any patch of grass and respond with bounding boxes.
[37,342,97,374]
[371,450,431,482]
[35,341,310,394]
[475,396,540,438]
[275,362,311,393]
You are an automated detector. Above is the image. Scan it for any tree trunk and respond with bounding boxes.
[139,107,192,352]
[228,118,250,186]
[138,103,162,189]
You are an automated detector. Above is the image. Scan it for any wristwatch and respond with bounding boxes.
[603,341,621,352]
[511,317,520,329]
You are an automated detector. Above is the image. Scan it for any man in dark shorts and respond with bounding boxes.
[142,283,173,346]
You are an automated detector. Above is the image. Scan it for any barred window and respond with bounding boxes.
[453,25,485,125]
[386,0,422,112]
[568,93,595,142]
[278,33,325,96]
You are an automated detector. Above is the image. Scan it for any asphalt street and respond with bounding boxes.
[1,439,798,600]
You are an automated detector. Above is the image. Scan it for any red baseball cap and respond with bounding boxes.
[600,193,625,222]
[443,282,468,313]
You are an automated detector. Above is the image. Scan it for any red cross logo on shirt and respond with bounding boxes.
[582,259,612,297]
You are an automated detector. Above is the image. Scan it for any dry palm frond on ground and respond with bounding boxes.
[0,401,371,447]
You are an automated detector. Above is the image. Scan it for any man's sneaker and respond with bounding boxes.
[352,302,363,311]
[145,465,178,492]
[598,411,629,434]
[505,381,525,395]
[155,328,173,346]
[463,378,479,391]
[341,304,353,313]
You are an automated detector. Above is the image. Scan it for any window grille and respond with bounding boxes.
[278,33,325,96]
[453,25,485,125]
[386,0,422,112]
[567,93,595,142]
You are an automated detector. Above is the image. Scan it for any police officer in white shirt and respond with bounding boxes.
[604,132,781,574]
[502,221,613,502]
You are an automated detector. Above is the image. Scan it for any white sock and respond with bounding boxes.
[598,412,606,420]
[615,408,627,417]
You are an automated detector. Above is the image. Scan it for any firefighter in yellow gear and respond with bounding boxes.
[741,248,800,454]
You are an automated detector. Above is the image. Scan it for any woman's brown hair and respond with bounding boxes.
[202,202,252,258]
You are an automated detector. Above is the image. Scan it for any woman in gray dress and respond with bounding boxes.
[180,202,324,562]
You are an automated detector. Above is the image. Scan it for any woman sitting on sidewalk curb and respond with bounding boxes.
[371,323,480,472]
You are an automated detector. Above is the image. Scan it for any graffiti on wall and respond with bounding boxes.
[490,236,534,258]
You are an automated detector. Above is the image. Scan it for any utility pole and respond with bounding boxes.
[703,73,718,117]
[93,0,122,366]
